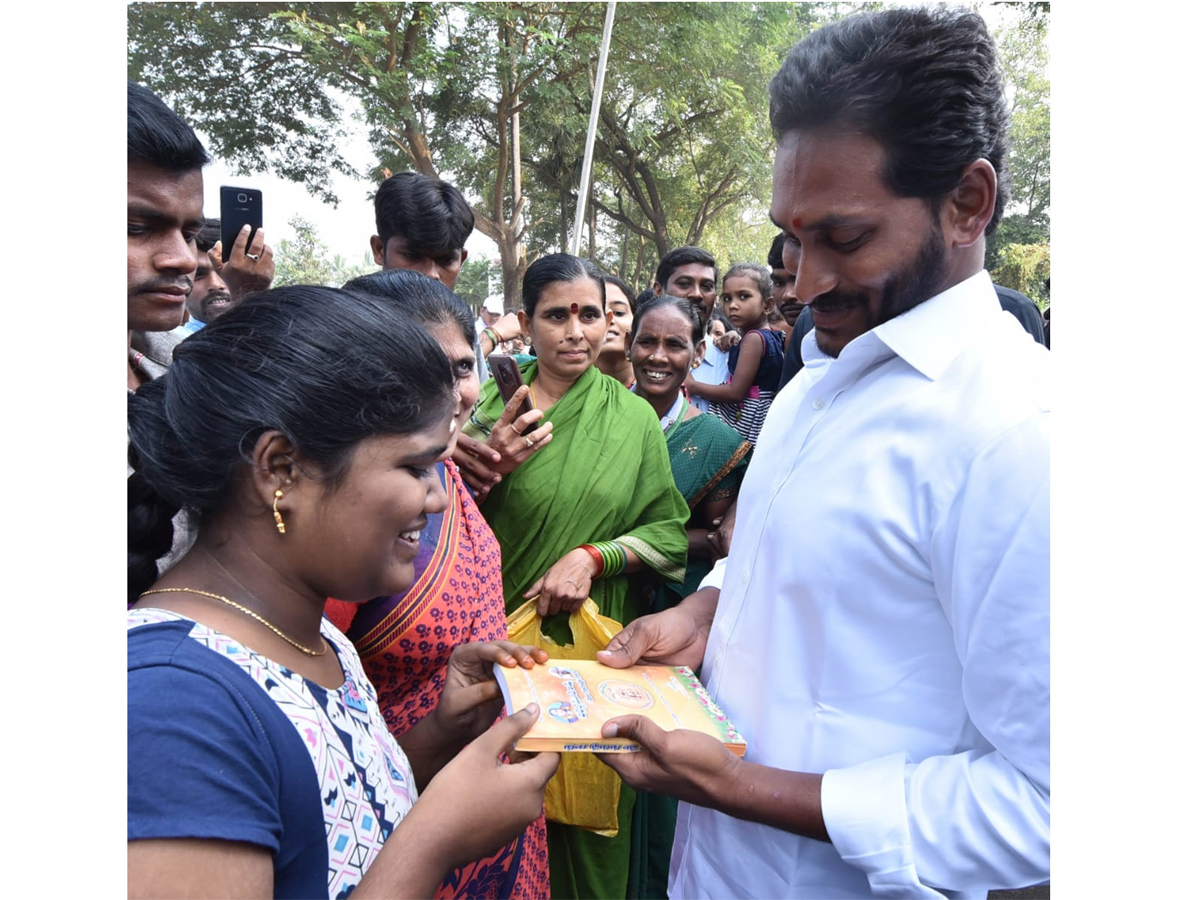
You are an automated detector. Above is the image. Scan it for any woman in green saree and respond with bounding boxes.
[623,293,751,900]
[463,253,689,900]
[630,294,752,604]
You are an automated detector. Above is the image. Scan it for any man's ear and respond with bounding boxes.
[943,159,997,250]
[370,235,386,266]
[652,282,663,296]
[458,248,469,266]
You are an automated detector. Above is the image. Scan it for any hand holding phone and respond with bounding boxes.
[488,354,537,436]
[219,186,263,263]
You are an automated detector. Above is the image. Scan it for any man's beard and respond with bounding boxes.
[811,220,947,357]
[200,289,233,320]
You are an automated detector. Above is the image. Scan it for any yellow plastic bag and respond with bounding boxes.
[507,598,624,836]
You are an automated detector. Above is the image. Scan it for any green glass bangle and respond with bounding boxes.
[584,540,628,579]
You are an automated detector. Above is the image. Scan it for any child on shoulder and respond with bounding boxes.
[685,262,785,446]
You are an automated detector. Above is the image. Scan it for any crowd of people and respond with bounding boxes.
[128,6,1049,900]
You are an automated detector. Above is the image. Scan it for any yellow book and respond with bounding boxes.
[493,659,747,756]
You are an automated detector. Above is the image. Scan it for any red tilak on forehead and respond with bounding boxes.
[570,302,579,314]
[792,216,803,230]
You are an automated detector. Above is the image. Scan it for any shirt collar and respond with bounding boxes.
[800,269,995,382]
[872,269,994,380]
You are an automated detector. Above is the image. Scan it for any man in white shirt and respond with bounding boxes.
[597,8,1049,898]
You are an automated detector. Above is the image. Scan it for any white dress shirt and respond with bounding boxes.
[672,270,1050,899]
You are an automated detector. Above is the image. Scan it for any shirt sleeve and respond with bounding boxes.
[128,660,285,851]
[821,412,1051,894]
[698,556,727,592]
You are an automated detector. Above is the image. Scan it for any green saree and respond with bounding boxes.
[466,362,688,625]
[661,409,752,602]
[466,362,689,900]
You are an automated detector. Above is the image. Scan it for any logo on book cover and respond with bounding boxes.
[598,680,655,710]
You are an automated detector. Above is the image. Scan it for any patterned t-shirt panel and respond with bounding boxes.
[128,609,417,900]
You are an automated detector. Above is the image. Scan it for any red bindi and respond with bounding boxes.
[570,302,579,314]
[792,216,804,230]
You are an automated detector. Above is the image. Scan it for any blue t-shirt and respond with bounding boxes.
[127,609,417,899]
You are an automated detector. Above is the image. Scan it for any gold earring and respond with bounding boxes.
[273,489,286,534]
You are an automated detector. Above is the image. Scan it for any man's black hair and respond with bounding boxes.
[767,233,787,270]
[374,172,475,257]
[769,7,1010,234]
[128,81,209,173]
[196,218,221,254]
[654,246,719,291]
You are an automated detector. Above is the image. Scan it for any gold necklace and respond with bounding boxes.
[139,587,328,657]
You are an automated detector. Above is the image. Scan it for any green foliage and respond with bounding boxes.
[991,242,1050,309]
[454,255,501,312]
[128,3,358,205]
[985,2,1051,272]
[273,214,362,287]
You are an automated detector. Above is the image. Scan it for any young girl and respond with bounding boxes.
[685,262,785,445]
[128,284,559,899]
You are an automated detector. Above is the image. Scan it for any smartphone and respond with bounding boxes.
[219,186,263,262]
[488,353,537,435]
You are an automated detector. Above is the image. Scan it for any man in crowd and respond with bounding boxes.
[370,170,474,287]
[179,218,276,334]
[653,246,726,413]
[476,293,505,337]
[178,220,228,333]
[473,294,516,381]
[599,8,1050,898]
[371,171,521,378]
[769,232,812,338]
[128,81,208,389]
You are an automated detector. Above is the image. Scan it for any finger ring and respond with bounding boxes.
[246,253,260,261]
[524,436,534,448]
[509,423,521,436]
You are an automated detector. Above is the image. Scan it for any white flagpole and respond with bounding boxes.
[570,0,617,256]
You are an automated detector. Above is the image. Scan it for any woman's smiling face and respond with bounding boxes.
[631,305,701,403]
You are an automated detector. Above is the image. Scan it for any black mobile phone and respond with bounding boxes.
[219,186,263,262]
[487,353,537,435]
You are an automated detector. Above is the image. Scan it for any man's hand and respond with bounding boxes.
[596,715,741,809]
[707,500,737,559]
[214,224,275,299]
[596,589,717,672]
[524,547,595,616]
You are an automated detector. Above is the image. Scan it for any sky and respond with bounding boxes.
[198,107,501,268]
